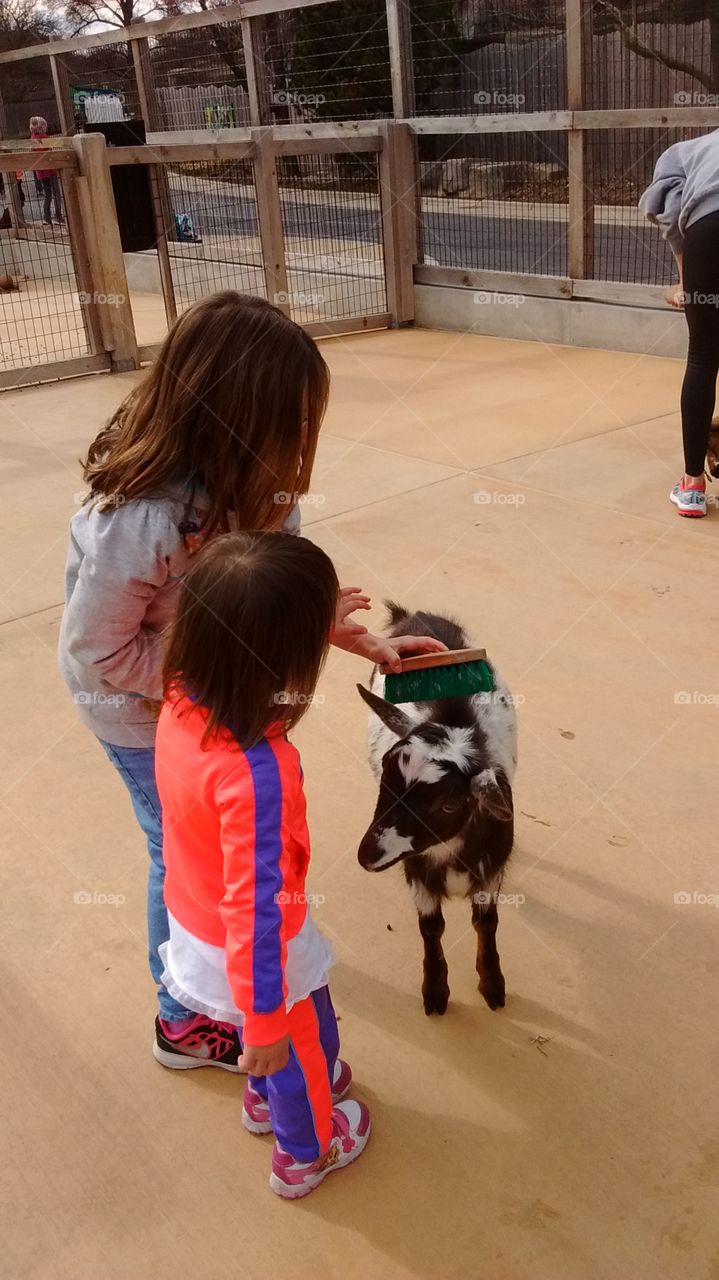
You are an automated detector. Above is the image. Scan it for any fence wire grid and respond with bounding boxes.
[0,164,90,372]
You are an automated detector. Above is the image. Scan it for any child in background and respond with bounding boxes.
[156,531,370,1198]
[58,291,444,1068]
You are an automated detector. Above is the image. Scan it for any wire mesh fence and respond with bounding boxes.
[159,159,265,313]
[276,150,386,322]
[417,131,568,277]
[0,162,91,372]
[64,45,142,127]
[584,6,717,111]
[589,126,706,286]
[259,0,392,123]
[150,25,251,131]
[410,0,567,117]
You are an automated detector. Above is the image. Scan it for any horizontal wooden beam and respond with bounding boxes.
[272,135,380,155]
[304,313,391,339]
[406,107,719,135]
[413,267,677,312]
[414,264,572,299]
[0,353,110,390]
[107,141,256,164]
[573,107,719,128]
[0,149,75,171]
[0,0,340,64]
[572,279,672,309]
[406,112,573,135]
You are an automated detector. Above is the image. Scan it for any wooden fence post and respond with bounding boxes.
[566,0,594,280]
[252,127,289,312]
[50,55,75,134]
[72,131,139,370]
[242,17,271,126]
[378,120,417,326]
[386,0,415,119]
[131,35,177,242]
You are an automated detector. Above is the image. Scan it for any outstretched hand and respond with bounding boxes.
[330,586,371,648]
[329,586,447,671]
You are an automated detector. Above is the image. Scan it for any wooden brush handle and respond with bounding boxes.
[397,647,487,673]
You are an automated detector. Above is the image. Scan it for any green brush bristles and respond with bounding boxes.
[384,658,494,705]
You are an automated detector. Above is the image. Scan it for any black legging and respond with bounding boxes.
[680,210,719,476]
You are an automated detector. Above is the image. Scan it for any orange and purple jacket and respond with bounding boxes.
[156,694,311,1045]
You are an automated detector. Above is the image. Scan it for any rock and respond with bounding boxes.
[441,157,469,196]
[419,161,442,193]
[467,163,506,199]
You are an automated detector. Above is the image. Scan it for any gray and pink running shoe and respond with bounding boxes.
[269,1100,371,1199]
[153,1014,242,1071]
[242,1058,353,1135]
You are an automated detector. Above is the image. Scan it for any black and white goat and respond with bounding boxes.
[357,604,518,1016]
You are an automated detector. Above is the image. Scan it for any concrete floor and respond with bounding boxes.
[2,328,718,1280]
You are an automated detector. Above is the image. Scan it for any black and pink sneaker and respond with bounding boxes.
[153,1014,242,1072]
[269,1100,371,1199]
[242,1058,353,1135]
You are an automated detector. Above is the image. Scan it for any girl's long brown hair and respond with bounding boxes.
[164,532,339,749]
[83,292,329,534]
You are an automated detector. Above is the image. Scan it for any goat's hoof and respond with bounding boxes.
[423,983,450,1016]
[479,976,505,1010]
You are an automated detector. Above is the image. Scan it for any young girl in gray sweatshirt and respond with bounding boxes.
[58,290,445,1067]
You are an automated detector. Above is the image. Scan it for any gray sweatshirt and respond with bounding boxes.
[58,482,299,749]
[639,129,719,255]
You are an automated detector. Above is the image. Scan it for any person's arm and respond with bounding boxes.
[63,499,181,699]
[665,251,684,309]
[330,586,447,672]
[638,142,687,258]
[217,745,293,1073]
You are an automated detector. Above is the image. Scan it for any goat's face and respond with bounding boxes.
[357,685,513,872]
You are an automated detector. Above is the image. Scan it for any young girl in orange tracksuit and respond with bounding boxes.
[155,531,371,1198]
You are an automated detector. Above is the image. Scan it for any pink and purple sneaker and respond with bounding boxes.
[153,1014,242,1071]
[242,1058,353,1135]
[269,1100,371,1199]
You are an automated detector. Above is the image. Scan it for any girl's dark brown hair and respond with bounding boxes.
[83,292,329,534]
[164,532,339,749]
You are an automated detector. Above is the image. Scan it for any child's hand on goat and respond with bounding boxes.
[238,1034,290,1077]
[347,631,447,673]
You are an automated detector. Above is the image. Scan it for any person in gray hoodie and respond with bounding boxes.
[59,291,445,1069]
[640,128,719,517]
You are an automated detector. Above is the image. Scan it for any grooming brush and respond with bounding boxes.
[383,648,494,704]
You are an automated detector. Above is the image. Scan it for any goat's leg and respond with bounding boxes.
[471,897,505,1010]
[418,903,450,1016]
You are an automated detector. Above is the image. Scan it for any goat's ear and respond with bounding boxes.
[470,768,513,822]
[356,683,413,738]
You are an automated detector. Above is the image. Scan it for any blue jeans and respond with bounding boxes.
[99,740,192,1022]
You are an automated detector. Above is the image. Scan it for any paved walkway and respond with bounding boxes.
[1,328,716,1280]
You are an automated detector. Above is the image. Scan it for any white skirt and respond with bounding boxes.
[159,911,335,1025]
